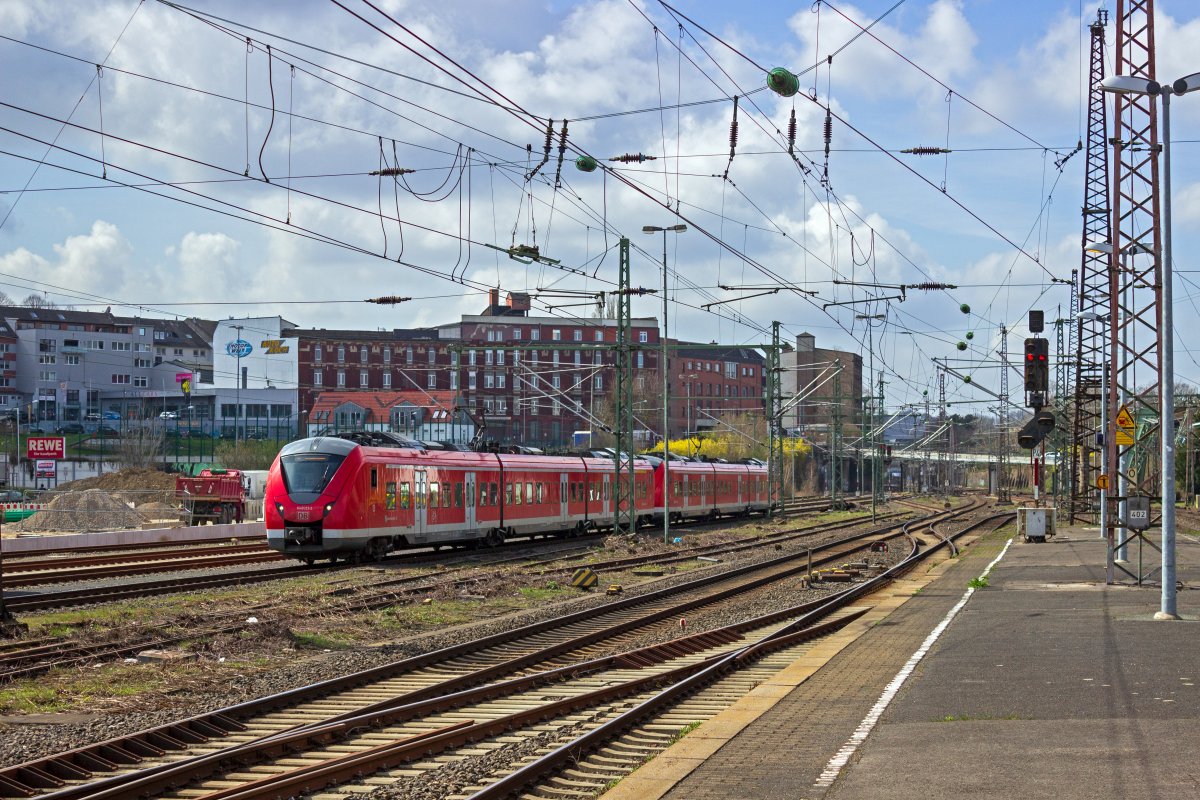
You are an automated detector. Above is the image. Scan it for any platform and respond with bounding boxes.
[603,524,1200,800]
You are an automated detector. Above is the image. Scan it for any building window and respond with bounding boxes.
[38,339,56,353]
[64,354,80,366]
[485,350,494,366]
[38,370,57,381]
[553,375,561,389]
[497,349,505,366]
[314,346,323,363]
[427,372,437,389]
[594,352,602,365]
[450,371,459,390]
[486,330,497,342]
[637,352,644,368]
[111,374,129,384]
[382,372,391,389]
[594,330,603,342]
[530,329,541,341]
[314,369,323,386]
[133,376,148,387]
[552,329,562,341]
[573,329,582,342]
[512,328,522,340]
[638,331,648,343]
[484,373,495,389]
[428,347,436,364]
[406,346,413,364]
[38,354,56,365]
[497,374,506,388]
[337,370,346,387]
[135,358,151,368]
[552,350,560,365]
[594,375,604,390]
[468,349,476,366]
[360,347,368,363]
[382,347,390,363]
[337,346,345,363]
[468,371,477,390]
[360,369,369,387]
[112,341,131,352]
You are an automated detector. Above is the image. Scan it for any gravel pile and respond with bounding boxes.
[7,489,146,533]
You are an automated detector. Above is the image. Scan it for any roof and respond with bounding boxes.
[310,390,460,423]
[285,327,441,342]
[675,342,765,363]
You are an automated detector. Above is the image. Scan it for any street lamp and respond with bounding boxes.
[1100,71,1200,620]
[643,223,687,543]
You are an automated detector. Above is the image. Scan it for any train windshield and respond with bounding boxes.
[280,453,345,495]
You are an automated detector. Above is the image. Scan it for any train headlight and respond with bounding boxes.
[323,502,335,515]
[274,501,284,517]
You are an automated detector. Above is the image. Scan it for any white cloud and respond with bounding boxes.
[0,220,133,301]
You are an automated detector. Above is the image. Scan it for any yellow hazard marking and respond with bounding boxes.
[1115,430,1135,446]
[1115,405,1135,430]
[571,567,599,589]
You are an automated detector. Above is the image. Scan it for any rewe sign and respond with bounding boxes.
[27,436,65,460]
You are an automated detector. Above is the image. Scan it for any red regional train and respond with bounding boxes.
[265,433,770,563]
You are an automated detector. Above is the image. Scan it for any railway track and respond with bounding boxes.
[0,500,886,680]
[0,495,855,609]
[0,500,979,799]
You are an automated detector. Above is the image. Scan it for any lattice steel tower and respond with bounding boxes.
[1070,8,1112,523]
[1106,0,1164,583]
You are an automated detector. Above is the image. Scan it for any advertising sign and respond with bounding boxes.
[175,372,193,382]
[35,459,56,478]
[226,339,253,358]
[27,436,65,459]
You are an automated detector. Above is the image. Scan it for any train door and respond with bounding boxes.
[560,472,568,523]
[737,474,744,507]
[413,469,428,540]
[465,471,476,531]
[602,473,611,518]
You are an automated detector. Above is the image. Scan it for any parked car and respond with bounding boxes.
[55,423,85,434]
[103,411,121,420]
[0,489,27,503]
[159,411,178,420]
[94,425,121,438]
[84,412,102,421]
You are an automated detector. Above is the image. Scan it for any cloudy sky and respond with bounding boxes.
[2,0,1199,409]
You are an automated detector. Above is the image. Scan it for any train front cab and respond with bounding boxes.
[267,437,363,561]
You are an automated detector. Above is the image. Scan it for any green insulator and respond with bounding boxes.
[575,155,598,173]
[960,303,971,314]
[965,331,974,340]
[956,341,967,351]
[922,390,929,397]
[963,375,973,384]
[767,67,799,98]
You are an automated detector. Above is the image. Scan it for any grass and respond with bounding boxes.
[518,585,572,602]
[967,576,990,589]
[667,720,704,744]
[291,632,351,650]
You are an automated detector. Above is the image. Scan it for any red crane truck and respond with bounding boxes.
[175,468,248,525]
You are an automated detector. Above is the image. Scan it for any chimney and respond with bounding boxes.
[488,288,500,308]
[507,292,531,312]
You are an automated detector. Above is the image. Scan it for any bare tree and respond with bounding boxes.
[116,428,165,469]
[21,294,56,308]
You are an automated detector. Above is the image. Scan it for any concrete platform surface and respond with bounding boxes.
[827,529,1200,800]
[612,524,1200,800]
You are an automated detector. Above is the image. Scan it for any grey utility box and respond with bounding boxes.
[1019,507,1056,543]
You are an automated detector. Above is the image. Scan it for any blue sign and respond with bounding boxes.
[226,339,253,358]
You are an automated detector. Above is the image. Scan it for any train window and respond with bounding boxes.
[479,484,488,506]
[526,482,534,504]
[428,482,440,509]
[674,480,681,496]
[442,483,451,508]
[399,482,411,509]
[536,483,544,504]
[507,483,516,505]
[385,482,396,510]
[490,482,499,506]
[371,468,378,489]
[280,453,345,495]
[455,482,463,507]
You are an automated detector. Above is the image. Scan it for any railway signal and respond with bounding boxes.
[1017,410,1056,449]
[1023,337,1049,408]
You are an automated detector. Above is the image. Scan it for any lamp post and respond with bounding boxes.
[1101,71,1200,619]
[643,223,687,543]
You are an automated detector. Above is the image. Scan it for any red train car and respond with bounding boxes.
[265,434,767,562]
